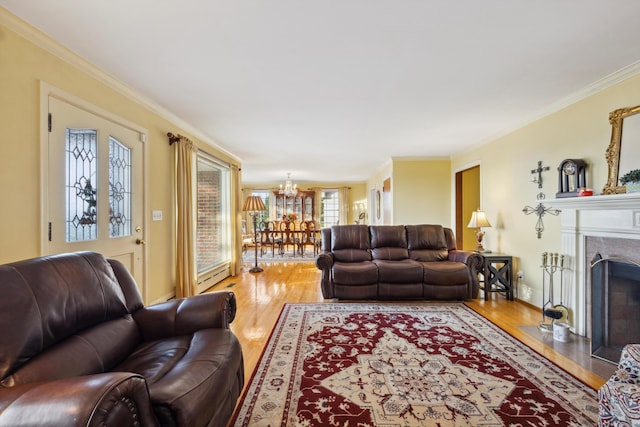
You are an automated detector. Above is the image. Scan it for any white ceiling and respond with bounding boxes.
[3,1,640,183]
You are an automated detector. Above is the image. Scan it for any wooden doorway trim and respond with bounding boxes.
[454,164,480,251]
[455,172,463,248]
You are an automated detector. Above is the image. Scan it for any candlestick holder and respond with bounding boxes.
[538,252,569,332]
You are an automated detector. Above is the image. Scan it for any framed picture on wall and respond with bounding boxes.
[376,190,381,220]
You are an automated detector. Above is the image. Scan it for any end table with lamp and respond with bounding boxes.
[467,209,514,300]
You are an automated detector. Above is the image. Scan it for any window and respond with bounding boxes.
[251,190,270,230]
[65,128,98,241]
[196,152,231,273]
[108,136,131,238]
[321,190,339,228]
[65,130,132,242]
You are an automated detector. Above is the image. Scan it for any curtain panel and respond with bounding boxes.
[311,187,322,226]
[339,186,349,225]
[231,164,242,276]
[171,134,197,298]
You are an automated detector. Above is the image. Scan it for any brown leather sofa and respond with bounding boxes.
[316,224,484,300]
[0,251,244,427]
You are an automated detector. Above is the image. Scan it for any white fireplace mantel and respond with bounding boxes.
[546,192,640,211]
[545,193,640,336]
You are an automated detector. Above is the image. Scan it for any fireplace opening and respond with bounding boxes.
[590,253,640,364]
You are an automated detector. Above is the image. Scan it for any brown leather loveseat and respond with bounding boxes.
[316,224,483,300]
[0,251,244,427]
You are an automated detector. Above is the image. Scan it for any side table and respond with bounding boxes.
[479,253,514,300]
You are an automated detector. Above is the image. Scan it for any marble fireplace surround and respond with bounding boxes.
[546,193,640,337]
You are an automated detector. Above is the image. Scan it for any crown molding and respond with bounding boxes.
[534,60,640,119]
[0,7,241,163]
[467,60,640,151]
[391,156,450,161]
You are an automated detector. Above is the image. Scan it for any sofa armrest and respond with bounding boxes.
[448,250,483,272]
[134,291,237,341]
[0,373,158,427]
[315,252,334,271]
[315,252,335,299]
[448,250,484,299]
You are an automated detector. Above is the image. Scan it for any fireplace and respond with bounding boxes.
[546,193,640,343]
[590,253,640,364]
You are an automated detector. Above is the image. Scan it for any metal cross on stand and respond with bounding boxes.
[523,160,560,238]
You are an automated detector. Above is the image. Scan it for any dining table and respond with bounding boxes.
[258,224,320,258]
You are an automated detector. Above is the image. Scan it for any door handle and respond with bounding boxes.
[136,239,146,245]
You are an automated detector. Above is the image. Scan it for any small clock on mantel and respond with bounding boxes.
[556,159,587,198]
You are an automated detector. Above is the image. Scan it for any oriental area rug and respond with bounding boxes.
[231,303,599,426]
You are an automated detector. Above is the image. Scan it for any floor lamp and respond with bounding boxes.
[242,195,266,273]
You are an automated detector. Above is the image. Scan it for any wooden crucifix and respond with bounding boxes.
[531,160,550,189]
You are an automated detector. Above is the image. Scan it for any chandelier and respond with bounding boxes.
[279,173,298,197]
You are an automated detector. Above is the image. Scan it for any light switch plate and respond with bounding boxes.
[152,210,163,221]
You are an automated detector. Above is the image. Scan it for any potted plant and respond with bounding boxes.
[620,169,640,192]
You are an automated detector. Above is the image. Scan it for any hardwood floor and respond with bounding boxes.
[210,261,614,393]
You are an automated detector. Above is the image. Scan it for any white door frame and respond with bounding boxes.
[39,82,150,304]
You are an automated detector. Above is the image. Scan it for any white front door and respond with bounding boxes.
[45,96,146,296]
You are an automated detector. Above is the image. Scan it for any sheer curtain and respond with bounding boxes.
[169,133,197,298]
[311,187,322,226]
[339,186,349,225]
[230,164,242,276]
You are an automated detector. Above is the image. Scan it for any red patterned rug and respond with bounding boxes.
[231,303,598,426]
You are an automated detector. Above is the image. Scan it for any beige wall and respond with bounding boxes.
[0,14,240,302]
[391,158,451,226]
[366,160,393,225]
[349,184,368,224]
[451,73,640,307]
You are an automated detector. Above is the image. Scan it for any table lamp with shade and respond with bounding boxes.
[242,195,266,273]
[467,209,492,252]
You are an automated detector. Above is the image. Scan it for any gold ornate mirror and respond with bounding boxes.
[602,105,640,194]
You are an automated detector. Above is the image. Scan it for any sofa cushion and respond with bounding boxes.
[116,329,243,426]
[373,259,423,283]
[379,283,424,299]
[332,261,378,285]
[406,224,449,261]
[333,284,379,299]
[370,225,409,260]
[331,224,372,262]
[1,316,140,387]
[0,252,129,381]
[422,261,469,285]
